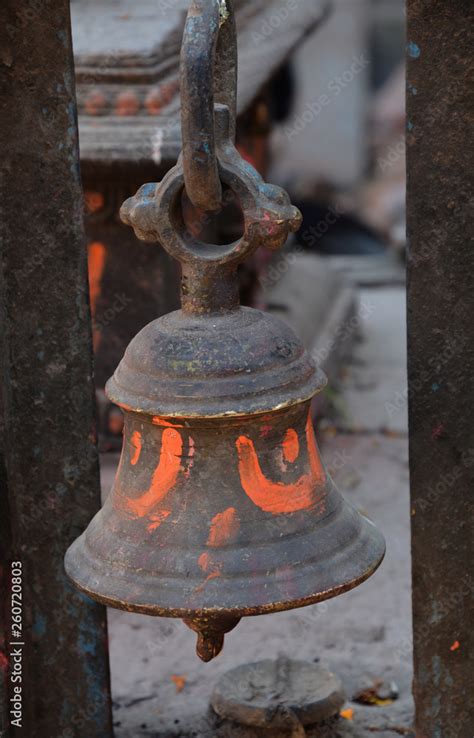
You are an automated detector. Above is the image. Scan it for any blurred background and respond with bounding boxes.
[71,0,411,735]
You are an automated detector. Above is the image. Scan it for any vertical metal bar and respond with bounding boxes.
[0,1,113,735]
[407,2,474,736]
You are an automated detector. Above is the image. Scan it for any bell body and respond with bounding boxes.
[66,397,383,618]
[66,304,385,661]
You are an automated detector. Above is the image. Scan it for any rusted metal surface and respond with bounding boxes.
[65,0,385,662]
[181,0,237,210]
[66,402,384,656]
[184,615,241,663]
[406,2,474,737]
[0,1,112,735]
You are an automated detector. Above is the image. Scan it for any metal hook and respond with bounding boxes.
[180,0,237,211]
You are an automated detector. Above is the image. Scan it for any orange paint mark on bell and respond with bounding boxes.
[147,510,171,532]
[127,428,182,517]
[205,571,221,582]
[197,509,239,587]
[236,413,325,514]
[207,507,239,547]
[197,553,222,587]
[198,552,211,572]
[152,416,184,428]
[194,568,222,594]
[282,428,299,463]
[450,640,460,651]
[87,241,107,351]
[305,413,325,478]
[197,550,220,575]
[130,431,142,466]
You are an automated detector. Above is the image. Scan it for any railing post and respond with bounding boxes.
[0,1,113,735]
[407,1,474,735]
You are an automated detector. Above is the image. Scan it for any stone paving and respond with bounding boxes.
[100,286,413,737]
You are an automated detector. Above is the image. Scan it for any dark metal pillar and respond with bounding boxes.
[0,1,113,735]
[407,2,474,736]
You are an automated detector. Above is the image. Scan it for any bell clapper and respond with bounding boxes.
[183,615,241,663]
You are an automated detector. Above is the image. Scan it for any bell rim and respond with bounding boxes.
[64,529,385,619]
[105,383,327,420]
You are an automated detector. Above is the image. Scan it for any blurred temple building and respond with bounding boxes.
[72,0,406,442]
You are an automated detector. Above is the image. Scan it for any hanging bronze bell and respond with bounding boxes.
[65,0,385,662]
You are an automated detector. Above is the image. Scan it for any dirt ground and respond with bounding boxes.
[100,286,414,737]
